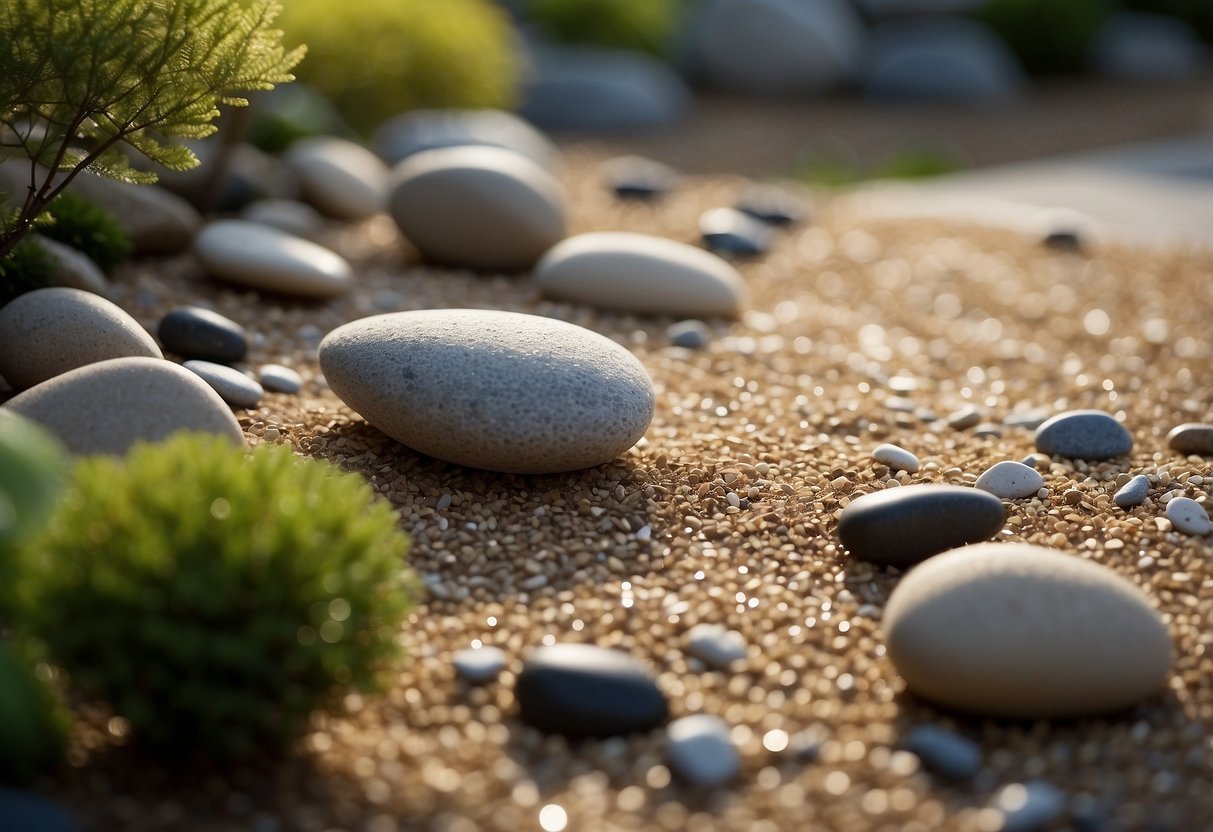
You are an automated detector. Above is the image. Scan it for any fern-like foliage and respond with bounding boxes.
[0,0,304,261]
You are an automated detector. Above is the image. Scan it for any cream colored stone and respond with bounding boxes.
[193,220,353,298]
[285,137,388,220]
[535,232,745,318]
[4,357,244,455]
[387,146,566,271]
[0,288,161,390]
[884,542,1172,718]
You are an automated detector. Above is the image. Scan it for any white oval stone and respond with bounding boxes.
[975,460,1045,499]
[884,543,1172,718]
[685,624,747,670]
[0,288,162,390]
[193,220,353,298]
[259,363,303,394]
[872,442,920,473]
[387,146,566,271]
[535,232,746,318]
[319,309,655,474]
[285,137,389,220]
[666,715,739,786]
[453,645,507,684]
[1165,497,1211,535]
[4,356,244,455]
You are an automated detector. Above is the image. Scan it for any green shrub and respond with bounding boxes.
[976,0,1111,74]
[0,641,67,784]
[12,433,416,759]
[40,193,131,275]
[0,236,56,308]
[523,0,683,55]
[278,0,519,134]
[0,411,68,552]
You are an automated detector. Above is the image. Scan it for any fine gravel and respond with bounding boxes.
[38,150,1213,831]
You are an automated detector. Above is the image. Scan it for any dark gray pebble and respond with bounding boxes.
[259,363,303,394]
[1034,410,1132,460]
[158,306,248,364]
[734,187,805,227]
[838,484,1005,567]
[515,643,668,737]
[182,360,263,409]
[1113,474,1150,508]
[903,725,982,780]
[666,319,711,350]
[699,207,772,257]
[603,155,676,200]
[1043,228,1083,252]
[1166,423,1213,455]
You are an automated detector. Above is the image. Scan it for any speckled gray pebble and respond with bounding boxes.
[903,725,982,780]
[666,715,739,786]
[837,485,1005,567]
[453,646,507,684]
[182,360,263,409]
[684,624,747,670]
[666,319,711,350]
[258,364,302,394]
[871,442,920,473]
[3,357,244,455]
[1113,474,1150,508]
[1166,423,1213,455]
[0,288,162,390]
[158,306,247,363]
[1165,497,1211,535]
[1034,409,1132,460]
[975,460,1044,499]
[994,781,1066,832]
[319,309,655,474]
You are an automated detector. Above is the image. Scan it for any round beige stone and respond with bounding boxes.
[0,288,162,390]
[4,357,244,456]
[884,542,1173,718]
[534,232,746,318]
[284,136,389,220]
[192,220,353,298]
[319,309,654,474]
[387,146,566,271]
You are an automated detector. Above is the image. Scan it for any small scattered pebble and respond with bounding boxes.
[993,781,1067,832]
[182,360,264,409]
[158,306,248,364]
[666,319,712,350]
[514,643,668,737]
[602,155,677,200]
[973,422,1003,438]
[902,725,982,780]
[1165,422,1213,455]
[975,460,1045,499]
[1165,497,1211,535]
[945,405,982,430]
[1020,453,1044,469]
[258,364,303,394]
[1043,228,1084,252]
[1003,409,1051,430]
[1113,474,1150,508]
[684,624,747,670]
[284,136,388,220]
[452,645,507,684]
[665,715,739,786]
[1034,409,1133,460]
[240,199,325,238]
[699,207,773,257]
[871,442,920,473]
[837,484,1005,567]
[734,186,805,226]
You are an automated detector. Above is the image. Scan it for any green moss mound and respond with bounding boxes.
[0,642,67,784]
[523,0,683,56]
[0,412,68,556]
[41,193,132,275]
[278,0,519,134]
[0,237,56,309]
[12,434,416,759]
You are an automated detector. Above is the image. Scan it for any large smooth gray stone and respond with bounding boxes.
[1033,410,1132,460]
[193,220,353,298]
[837,484,1005,566]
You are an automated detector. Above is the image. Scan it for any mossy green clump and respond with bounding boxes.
[976,0,1111,74]
[0,236,55,308]
[11,433,416,759]
[40,193,132,275]
[522,0,683,56]
[278,0,519,134]
[0,411,68,553]
[0,641,67,784]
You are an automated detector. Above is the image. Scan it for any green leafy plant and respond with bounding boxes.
[11,433,415,759]
[0,235,55,308]
[278,0,518,134]
[0,0,304,265]
[0,641,67,784]
[40,193,131,274]
[523,0,683,56]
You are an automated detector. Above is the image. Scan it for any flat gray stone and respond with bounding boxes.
[182,360,263,409]
[193,220,353,298]
[1034,410,1133,460]
[872,442,920,473]
[946,404,983,430]
[453,645,507,684]
[666,715,739,786]
[319,309,655,474]
[284,136,388,220]
[1166,423,1213,455]
[158,306,247,364]
[0,288,161,390]
[1113,474,1150,508]
[837,484,1005,567]
[1165,497,1211,536]
[259,364,302,394]
[240,199,325,238]
[975,460,1044,500]
[685,624,747,670]
[903,725,982,780]
[4,357,244,455]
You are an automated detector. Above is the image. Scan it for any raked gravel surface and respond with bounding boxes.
[20,151,1213,832]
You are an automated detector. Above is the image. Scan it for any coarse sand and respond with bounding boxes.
[37,150,1213,831]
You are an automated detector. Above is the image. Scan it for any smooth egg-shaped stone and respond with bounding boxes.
[838,484,1005,567]
[192,220,353,298]
[158,306,247,364]
[974,460,1044,499]
[387,146,566,271]
[535,232,746,318]
[884,543,1173,718]
[0,288,161,390]
[182,360,263,409]
[515,643,668,737]
[319,309,654,474]
[1166,423,1213,455]
[284,136,388,220]
[4,357,244,455]
[1034,409,1132,460]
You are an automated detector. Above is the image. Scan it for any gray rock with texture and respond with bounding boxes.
[1165,497,1211,536]
[975,460,1044,499]
[1113,474,1149,508]
[319,309,655,474]
[182,360,263,409]
[1034,410,1132,460]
